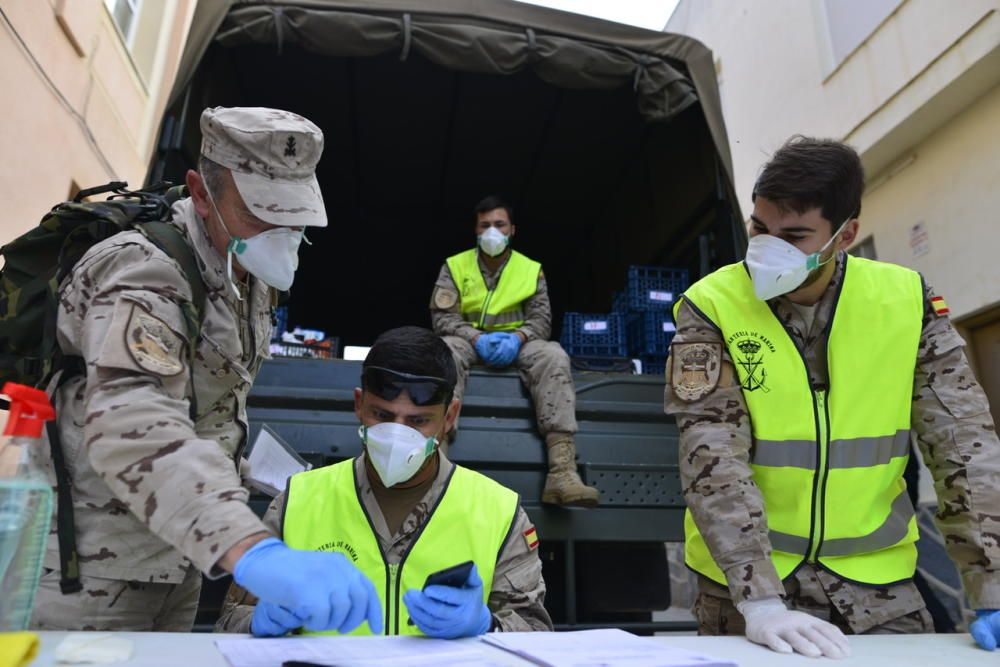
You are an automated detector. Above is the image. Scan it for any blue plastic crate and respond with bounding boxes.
[627,311,677,356]
[623,265,690,311]
[638,353,669,375]
[611,290,627,313]
[560,312,627,357]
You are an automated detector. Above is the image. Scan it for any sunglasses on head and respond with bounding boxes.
[362,366,453,406]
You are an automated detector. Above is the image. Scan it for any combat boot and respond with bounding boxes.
[541,433,600,507]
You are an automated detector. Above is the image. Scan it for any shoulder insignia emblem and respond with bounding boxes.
[671,343,722,402]
[125,307,184,377]
[434,288,459,310]
[523,527,539,551]
[930,296,950,318]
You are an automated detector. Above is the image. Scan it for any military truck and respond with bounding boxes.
[152,0,745,632]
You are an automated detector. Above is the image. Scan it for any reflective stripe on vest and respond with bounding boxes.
[752,429,911,469]
[678,256,924,586]
[446,249,541,332]
[282,459,519,636]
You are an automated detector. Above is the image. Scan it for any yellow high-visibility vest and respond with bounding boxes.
[446,248,540,331]
[678,255,924,585]
[283,459,519,635]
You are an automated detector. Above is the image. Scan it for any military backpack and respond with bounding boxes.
[0,181,207,593]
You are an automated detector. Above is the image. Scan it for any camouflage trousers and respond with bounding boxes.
[30,565,202,632]
[442,336,578,436]
[694,573,934,636]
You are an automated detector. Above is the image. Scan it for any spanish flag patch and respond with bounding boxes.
[930,296,950,317]
[523,527,539,550]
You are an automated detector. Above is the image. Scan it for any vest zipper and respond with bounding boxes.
[478,289,495,329]
[387,562,400,635]
[807,389,830,561]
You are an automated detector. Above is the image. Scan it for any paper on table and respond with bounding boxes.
[481,629,737,667]
[54,633,133,664]
[214,635,505,667]
[244,425,312,497]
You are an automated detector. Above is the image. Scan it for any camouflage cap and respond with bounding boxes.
[200,106,327,228]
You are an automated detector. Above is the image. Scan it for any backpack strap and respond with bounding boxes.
[47,358,86,593]
[134,221,207,422]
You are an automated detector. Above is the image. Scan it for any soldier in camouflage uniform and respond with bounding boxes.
[665,137,1000,656]
[431,195,599,507]
[31,107,381,634]
[216,327,552,636]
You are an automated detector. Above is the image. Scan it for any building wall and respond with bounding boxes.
[0,0,196,241]
[862,84,1000,319]
[667,0,1000,320]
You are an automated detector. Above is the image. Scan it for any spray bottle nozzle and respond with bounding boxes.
[2,383,55,439]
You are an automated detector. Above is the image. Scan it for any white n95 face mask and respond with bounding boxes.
[203,174,304,297]
[745,221,847,301]
[359,422,439,487]
[478,226,509,257]
[226,227,303,292]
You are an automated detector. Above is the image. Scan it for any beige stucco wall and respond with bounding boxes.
[667,0,1000,320]
[862,83,1000,319]
[0,0,196,242]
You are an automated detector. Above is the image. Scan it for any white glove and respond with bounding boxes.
[738,597,851,659]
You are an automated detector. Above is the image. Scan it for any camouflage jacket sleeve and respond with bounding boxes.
[489,507,553,631]
[516,272,552,343]
[911,283,1000,610]
[663,299,785,605]
[60,240,269,578]
[215,494,285,632]
[430,263,481,344]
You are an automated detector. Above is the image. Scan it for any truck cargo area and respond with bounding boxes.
[154,1,745,633]
[160,46,741,347]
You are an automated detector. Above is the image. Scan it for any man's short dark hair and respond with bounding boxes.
[752,136,865,230]
[198,156,229,197]
[363,327,457,398]
[474,195,513,223]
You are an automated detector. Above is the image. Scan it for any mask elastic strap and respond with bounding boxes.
[202,173,245,301]
[807,218,851,270]
[223,238,246,302]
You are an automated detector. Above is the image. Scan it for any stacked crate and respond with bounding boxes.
[614,266,689,375]
[559,312,629,370]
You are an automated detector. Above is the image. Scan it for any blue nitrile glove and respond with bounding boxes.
[234,537,383,635]
[971,609,1000,650]
[475,333,501,364]
[492,333,522,367]
[402,563,492,638]
[251,600,308,637]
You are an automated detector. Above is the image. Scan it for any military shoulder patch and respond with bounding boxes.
[671,342,722,402]
[433,287,459,310]
[125,306,184,377]
[523,527,539,550]
[930,296,950,317]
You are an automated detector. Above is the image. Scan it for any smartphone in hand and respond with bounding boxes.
[423,560,475,590]
[407,560,476,626]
